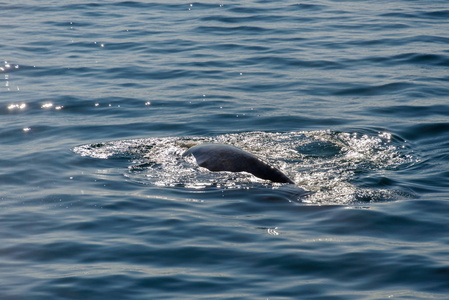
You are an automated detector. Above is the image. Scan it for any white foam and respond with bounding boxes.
[73,131,416,204]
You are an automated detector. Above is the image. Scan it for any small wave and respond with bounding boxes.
[368,104,449,118]
[390,52,449,67]
[334,82,415,96]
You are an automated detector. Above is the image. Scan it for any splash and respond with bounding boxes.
[73,130,416,204]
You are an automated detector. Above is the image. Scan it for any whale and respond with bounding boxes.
[182,143,294,184]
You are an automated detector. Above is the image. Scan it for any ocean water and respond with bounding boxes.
[1,0,449,299]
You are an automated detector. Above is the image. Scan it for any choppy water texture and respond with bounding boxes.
[1,1,449,299]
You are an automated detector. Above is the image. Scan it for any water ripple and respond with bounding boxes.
[2,0,449,298]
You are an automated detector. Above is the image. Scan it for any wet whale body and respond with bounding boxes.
[182,144,294,184]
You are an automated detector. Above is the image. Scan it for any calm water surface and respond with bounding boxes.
[1,1,449,299]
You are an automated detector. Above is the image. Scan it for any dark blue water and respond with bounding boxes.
[1,1,449,299]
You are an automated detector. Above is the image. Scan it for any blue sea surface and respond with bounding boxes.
[1,1,449,299]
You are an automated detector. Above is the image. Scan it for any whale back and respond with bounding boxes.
[183,144,293,184]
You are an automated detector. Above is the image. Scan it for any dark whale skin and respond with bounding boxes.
[183,144,294,184]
